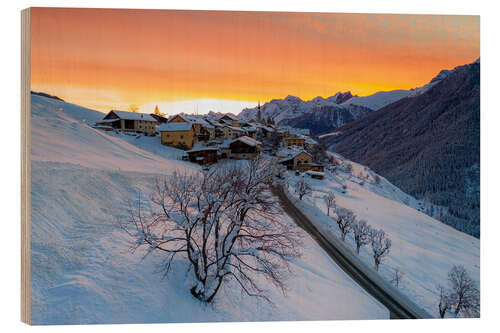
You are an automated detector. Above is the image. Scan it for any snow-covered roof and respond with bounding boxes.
[158,122,193,132]
[285,134,306,141]
[305,137,318,145]
[107,110,157,122]
[306,170,325,176]
[230,136,262,147]
[254,123,274,132]
[96,118,120,123]
[219,113,239,121]
[278,149,312,163]
[167,114,192,123]
[224,125,245,132]
[191,118,214,128]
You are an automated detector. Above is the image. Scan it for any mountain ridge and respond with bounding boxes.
[321,60,480,237]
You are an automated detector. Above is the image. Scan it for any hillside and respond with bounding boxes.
[322,61,480,237]
[30,94,387,324]
[285,154,479,317]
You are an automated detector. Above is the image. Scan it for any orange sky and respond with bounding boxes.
[30,8,479,113]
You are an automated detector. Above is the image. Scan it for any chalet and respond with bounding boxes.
[219,114,241,127]
[169,114,191,123]
[229,136,262,159]
[189,117,215,141]
[220,125,246,139]
[298,162,324,173]
[158,122,197,149]
[96,110,157,135]
[278,150,313,170]
[284,135,306,148]
[168,114,215,141]
[186,147,218,165]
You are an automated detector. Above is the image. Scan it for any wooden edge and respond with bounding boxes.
[21,7,31,325]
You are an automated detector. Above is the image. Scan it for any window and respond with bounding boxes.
[180,135,184,139]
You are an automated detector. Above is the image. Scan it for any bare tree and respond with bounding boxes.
[128,104,139,113]
[437,285,452,318]
[369,228,391,271]
[120,157,302,303]
[352,219,371,254]
[447,265,480,317]
[295,177,312,200]
[323,191,336,216]
[335,208,355,241]
[390,267,404,288]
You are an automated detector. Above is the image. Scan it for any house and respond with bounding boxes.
[229,136,262,159]
[168,114,191,123]
[219,114,241,127]
[186,147,218,165]
[189,117,215,141]
[284,135,306,148]
[96,110,157,135]
[298,162,324,173]
[168,114,215,141]
[158,122,197,149]
[278,150,313,170]
[220,125,246,140]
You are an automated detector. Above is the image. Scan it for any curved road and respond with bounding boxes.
[272,185,432,320]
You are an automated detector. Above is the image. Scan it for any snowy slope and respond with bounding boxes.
[341,90,410,110]
[31,94,189,174]
[30,94,387,324]
[285,154,480,317]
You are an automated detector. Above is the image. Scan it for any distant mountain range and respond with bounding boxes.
[238,65,456,136]
[321,59,480,238]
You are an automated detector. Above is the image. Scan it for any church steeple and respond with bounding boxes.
[154,104,160,115]
[257,101,262,123]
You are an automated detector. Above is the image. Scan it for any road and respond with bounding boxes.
[271,185,432,320]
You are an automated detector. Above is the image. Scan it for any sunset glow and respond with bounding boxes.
[30,8,479,114]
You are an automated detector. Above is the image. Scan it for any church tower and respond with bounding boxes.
[257,101,262,123]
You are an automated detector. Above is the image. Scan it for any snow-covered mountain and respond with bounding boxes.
[239,94,375,135]
[238,63,468,135]
[341,90,411,111]
[322,60,480,238]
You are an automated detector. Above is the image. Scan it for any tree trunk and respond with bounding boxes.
[439,307,446,318]
[205,276,224,303]
[455,300,462,316]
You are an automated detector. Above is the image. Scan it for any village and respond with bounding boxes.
[93,104,326,179]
